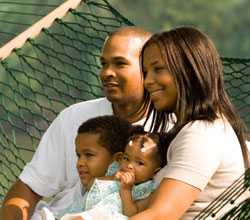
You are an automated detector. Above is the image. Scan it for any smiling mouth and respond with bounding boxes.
[149,89,163,98]
[102,81,119,87]
[104,84,118,88]
[103,83,120,93]
[78,170,89,178]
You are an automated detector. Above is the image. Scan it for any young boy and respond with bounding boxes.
[41,115,133,220]
[58,126,168,220]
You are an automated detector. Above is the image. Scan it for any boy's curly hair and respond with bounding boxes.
[77,115,132,154]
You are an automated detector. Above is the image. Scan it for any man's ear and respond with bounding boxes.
[112,152,124,162]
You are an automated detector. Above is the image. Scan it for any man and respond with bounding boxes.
[0,26,151,220]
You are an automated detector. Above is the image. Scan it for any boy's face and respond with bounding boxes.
[119,138,160,184]
[75,133,113,190]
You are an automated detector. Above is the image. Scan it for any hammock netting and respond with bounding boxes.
[0,0,250,218]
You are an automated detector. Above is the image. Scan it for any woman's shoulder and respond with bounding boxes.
[180,117,233,138]
[169,117,238,161]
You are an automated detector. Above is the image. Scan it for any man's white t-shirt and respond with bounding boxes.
[154,118,245,219]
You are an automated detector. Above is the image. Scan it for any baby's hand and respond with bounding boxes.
[115,170,135,190]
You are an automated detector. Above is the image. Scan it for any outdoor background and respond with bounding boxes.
[109,0,250,59]
[0,0,249,203]
[1,0,250,58]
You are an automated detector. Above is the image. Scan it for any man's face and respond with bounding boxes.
[75,133,113,190]
[99,35,144,105]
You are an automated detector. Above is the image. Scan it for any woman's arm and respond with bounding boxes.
[129,178,200,220]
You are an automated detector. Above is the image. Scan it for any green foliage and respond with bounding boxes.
[109,0,249,58]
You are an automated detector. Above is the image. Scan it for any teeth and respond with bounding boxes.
[151,89,163,93]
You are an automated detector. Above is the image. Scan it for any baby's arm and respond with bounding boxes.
[116,171,139,216]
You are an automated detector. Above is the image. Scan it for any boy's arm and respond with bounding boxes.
[0,180,41,220]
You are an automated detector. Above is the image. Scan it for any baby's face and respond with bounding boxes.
[75,133,113,190]
[119,138,160,184]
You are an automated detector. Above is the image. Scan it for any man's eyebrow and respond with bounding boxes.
[99,56,128,61]
[113,56,127,60]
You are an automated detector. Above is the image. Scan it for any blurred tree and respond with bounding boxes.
[109,0,249,58]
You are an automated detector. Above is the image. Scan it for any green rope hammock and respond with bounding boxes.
[0,1,249,218]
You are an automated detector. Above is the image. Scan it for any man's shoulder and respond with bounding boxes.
[63,97,110,112]
[59,97,112,119]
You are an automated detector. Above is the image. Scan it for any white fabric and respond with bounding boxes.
[21,98,113,219]
[20,97,247,220]
[154,118,245,220]
[20,97,152,220]
[61,211,92,220]
[40,207,92,220]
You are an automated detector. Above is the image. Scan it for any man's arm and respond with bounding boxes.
[0,179,42,220]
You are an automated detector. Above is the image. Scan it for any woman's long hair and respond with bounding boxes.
[141,26,248,166]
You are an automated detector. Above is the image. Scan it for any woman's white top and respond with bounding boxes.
[154,118,245,219]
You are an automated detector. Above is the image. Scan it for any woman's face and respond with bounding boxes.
[143,43,177,112]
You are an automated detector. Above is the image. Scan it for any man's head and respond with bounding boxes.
[100,26,151,108]
[75,115,132,189]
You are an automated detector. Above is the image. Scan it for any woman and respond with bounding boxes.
[130,26,249,219]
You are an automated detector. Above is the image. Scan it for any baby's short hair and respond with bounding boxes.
[77,115,132,154]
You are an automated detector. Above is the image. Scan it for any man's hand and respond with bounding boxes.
[0,180,41,220]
